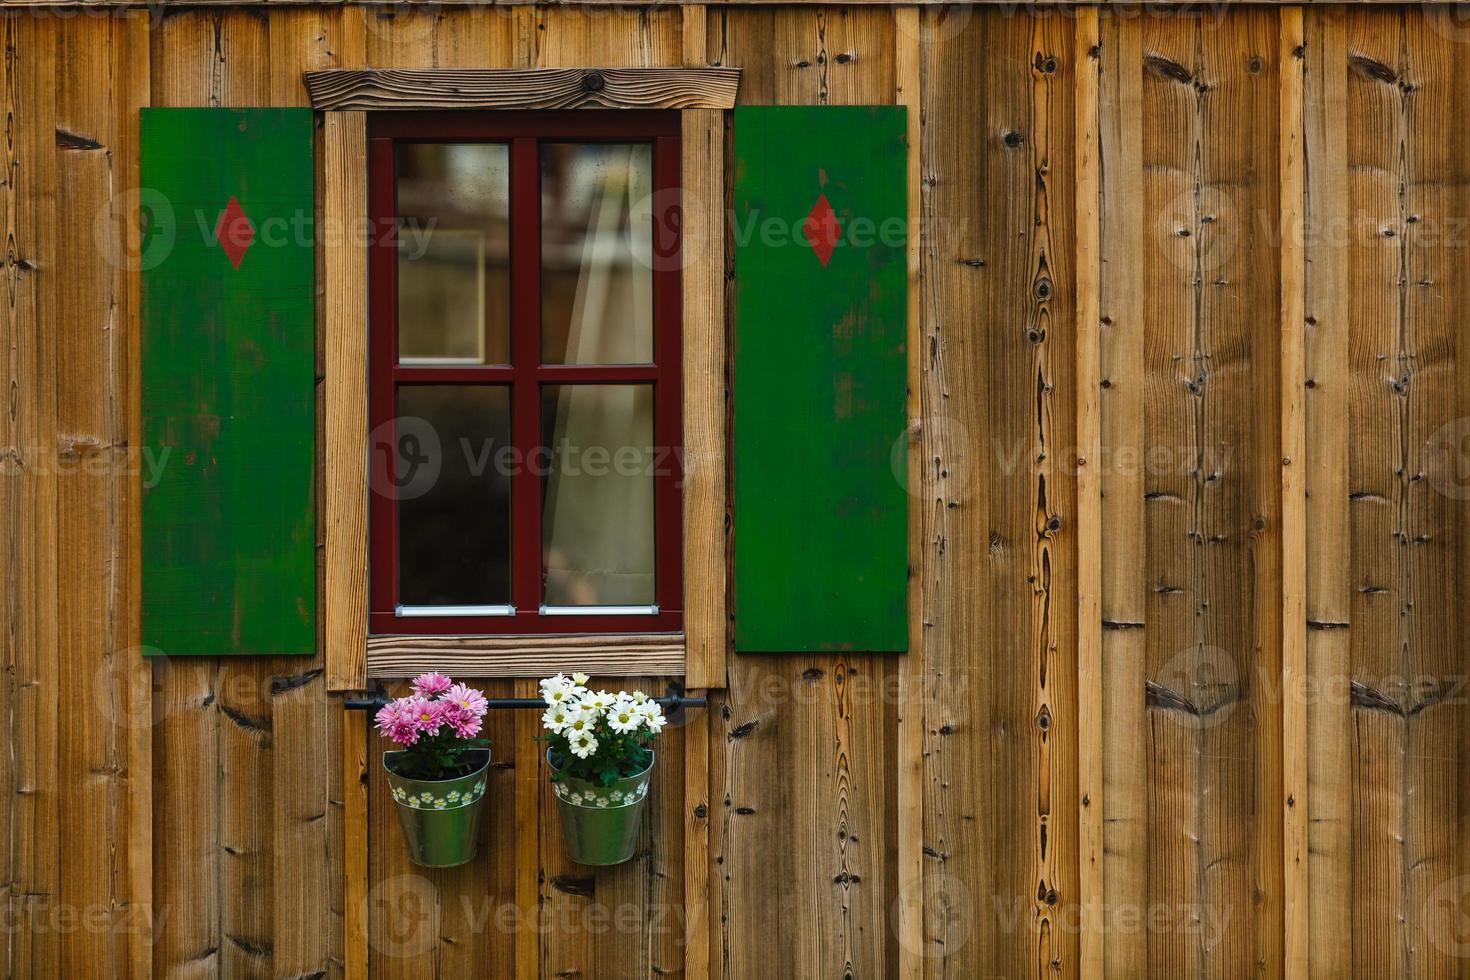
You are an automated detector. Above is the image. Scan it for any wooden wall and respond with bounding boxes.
[3,4,1470,979]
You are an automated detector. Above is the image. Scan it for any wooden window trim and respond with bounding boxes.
[305,68,741,112]
[321,72,734,691]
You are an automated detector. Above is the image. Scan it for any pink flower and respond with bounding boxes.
[447,709,483,739]
[411,672,453,698]
[374,700,421,746]
[446,682,488,718]
[405,697,449,736]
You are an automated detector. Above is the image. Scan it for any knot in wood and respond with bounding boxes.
[582,70,606,93]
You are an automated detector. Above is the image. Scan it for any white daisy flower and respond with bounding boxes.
[540,674,576,706]
[607,700,641,733]
[631,690,649,704]
[572,672,590,686]
[578,690,616,714]
[541,704,572,734]
[569,730,599,759]
[563,707,598,736]
[639,701,668,734]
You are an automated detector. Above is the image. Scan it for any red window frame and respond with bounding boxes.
[367,111,683,636]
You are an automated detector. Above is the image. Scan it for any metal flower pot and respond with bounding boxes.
[383,748,491,868]
[548,750,655,866]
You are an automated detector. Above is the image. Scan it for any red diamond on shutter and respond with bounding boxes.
[213,195,255,270]
[801,193,841,268]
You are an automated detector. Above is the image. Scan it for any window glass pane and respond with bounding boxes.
[541,384,655,605]
[396,143,510,364]
[540,143,653,365]
[396,386,512,607]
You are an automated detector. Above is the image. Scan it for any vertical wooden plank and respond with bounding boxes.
[1073,8,1104,975]
[1341,10,1469,977]
[680,105,727,687]
[324,108,368,693]
[917,7,1080,976]
[117,13,154,980]
[54,11,150,979]
[531,5,682,70]
[1,10,60,979]
[679,13,719,975]
[1096,10,1149,977]
[682,4,708,68]
[892,7,924,979]
[683,692,712,979]
[1278,9,1308,979]
[513,677,540,980]
[1136,9,1285,975]
[342,709,369,980]
[1397,17,1466,976]
[1301,9,1352,979]
[1343,12,1413,974]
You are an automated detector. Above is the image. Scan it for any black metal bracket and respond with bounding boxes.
[344,682,706,723]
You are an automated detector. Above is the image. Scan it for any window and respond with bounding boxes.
[368,112,683,635]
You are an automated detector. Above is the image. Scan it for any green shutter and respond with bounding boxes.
[732,106,909,653]
[140,108,316,656]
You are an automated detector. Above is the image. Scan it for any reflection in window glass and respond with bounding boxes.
[540,143,653,365]
[541,384,654,605]
[396,143,511,364]
[397,386,512,606]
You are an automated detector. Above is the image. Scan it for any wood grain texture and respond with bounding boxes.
[1278,8,1308,977]
[11,6,1470,979]
[1130,9,1284,974]
[892,7,924,979]
[1301,10,1353,978]
[2,11,61,978]
[1073,7,1105,976]
[1341,10,1468,975]
[366,633,685,678]
[324,109,369,692]
[342,707,369,980]
[304,66,740,110]
[680,105,728,689]
[916,7,1080,975]
[1096,12,1150,976]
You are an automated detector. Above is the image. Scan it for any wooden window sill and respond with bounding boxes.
[364,632,685,680]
